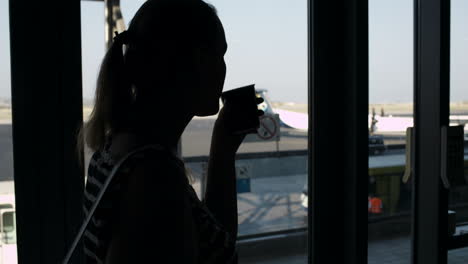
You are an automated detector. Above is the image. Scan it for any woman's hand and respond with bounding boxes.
[209,97,264,158]
[209,107,245,158]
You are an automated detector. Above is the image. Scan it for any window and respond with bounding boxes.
[179,1,308,262]
[368,0,414,263]
[92,1,308,262]
[448,0,468,261]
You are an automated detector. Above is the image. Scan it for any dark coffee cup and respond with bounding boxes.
[221,84,260,135]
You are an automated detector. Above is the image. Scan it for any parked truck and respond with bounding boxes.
[0,195,16,264]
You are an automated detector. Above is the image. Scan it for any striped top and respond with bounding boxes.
[83,140,237,264]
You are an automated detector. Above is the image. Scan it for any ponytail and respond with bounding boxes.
[77,31,133,157]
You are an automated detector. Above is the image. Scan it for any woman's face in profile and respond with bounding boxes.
[192,18,227,117]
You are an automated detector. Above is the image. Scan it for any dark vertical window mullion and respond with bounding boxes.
[413,0,450,263]
[308,0,368,263]
[9,0,84,263]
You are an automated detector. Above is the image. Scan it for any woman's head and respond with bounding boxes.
[83,0,226,152]
[126,0,227,115]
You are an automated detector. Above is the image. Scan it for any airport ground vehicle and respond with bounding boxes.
[0,194,16,264]
[369,135,386,155]
[301,157,409,214]
[301,158,468,225]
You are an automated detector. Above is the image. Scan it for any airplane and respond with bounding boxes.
[260,91,468,134]
[217,88,468,134]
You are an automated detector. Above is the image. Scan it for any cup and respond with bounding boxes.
[221,84,260,135]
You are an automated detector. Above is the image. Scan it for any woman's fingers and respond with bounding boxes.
[256,97,265,116]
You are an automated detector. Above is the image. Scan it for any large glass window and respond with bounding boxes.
[0,0,18,262]
[180,0,308,238]
[448,0,468,261]
[86,1,308,262]
[178,2,309,262]
[368,1,413,263]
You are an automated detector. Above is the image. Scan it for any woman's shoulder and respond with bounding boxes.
[116,146,192,232]
[129,149,187,185]
[128,145,184,172]
[107,139,187,193]
[106,133,184,171]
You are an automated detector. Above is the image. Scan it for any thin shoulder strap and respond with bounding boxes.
[62,144,165,264]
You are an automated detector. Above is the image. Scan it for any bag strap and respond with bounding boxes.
[62,144,167,264]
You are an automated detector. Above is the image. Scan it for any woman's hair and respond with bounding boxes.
[78,0,219,156]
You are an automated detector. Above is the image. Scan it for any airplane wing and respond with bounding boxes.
[274,109,308,131]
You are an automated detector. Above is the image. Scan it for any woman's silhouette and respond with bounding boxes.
[79,0,261,263]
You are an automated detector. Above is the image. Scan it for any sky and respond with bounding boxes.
[1,0,467,104]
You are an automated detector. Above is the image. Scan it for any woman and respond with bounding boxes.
[80,0,262,263]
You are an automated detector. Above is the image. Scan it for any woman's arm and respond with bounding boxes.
[203,106,246,238]
[204,150,238,237]
[105,156,198,264]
